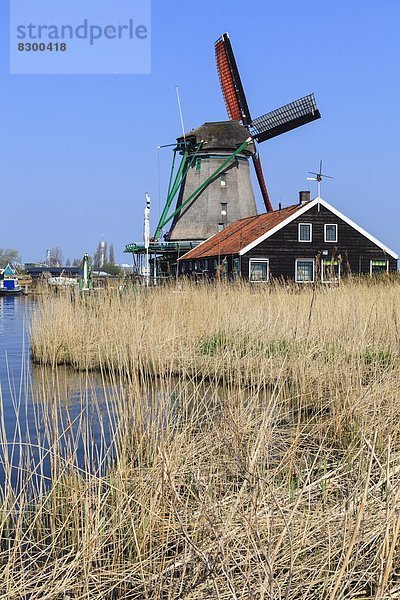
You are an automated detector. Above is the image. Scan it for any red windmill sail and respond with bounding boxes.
[215,32,321,213]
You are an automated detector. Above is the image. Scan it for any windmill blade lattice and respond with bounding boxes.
[250,94,320,143]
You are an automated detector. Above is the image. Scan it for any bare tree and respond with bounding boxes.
[0,248,21,268]
[49,246,64,267]
[109,243,115,265]
[93,242,102,269]
[93,241,107,269]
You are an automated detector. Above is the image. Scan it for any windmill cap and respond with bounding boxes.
[177,121,255,155]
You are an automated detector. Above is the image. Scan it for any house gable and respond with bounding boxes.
[239,201,397,280]
[239,197,398,260]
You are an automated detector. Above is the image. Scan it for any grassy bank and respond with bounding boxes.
[2,279,400,597]
[31,278,400,415]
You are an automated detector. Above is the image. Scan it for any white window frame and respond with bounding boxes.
[249,258,269,283]
[321,259,341,283]
[324,223,338,243]
[295,258,315,283]
[298,223,312,242]
[370,259,389,275]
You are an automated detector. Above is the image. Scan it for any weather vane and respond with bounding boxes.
[307,160,333,197]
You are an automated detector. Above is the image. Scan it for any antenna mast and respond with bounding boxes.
[307,160,333,197]
[176,86,186,143]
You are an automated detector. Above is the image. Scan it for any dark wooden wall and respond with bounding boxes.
[180,203,397,280]
[241,204,397,280]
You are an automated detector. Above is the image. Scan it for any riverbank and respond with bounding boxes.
[2,279,400,597]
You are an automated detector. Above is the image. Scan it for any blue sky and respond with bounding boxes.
[1,0,399,263]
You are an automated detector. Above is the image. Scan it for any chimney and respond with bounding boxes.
[299,191,311,205]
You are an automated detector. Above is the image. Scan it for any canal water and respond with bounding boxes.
[0,295,116,489]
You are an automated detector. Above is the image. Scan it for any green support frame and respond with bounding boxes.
[153,140,204,241]
[153,137,252,241]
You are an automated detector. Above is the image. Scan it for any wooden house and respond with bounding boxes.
[178,194,398,282]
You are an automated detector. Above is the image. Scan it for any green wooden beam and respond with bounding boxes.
[158,137,252,230]
[153,141,204,241]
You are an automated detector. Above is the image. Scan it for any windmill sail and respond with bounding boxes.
[215,33,272,211]
[215,33,252,125]
[252,153,272,212]
[249,94,321,143]
[215,33,321,213]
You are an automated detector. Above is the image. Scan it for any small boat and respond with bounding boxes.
[0,278,22,295]
[0,264,23,295]
[48,276,78,287]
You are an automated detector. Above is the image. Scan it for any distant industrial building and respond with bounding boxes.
[25,264,82,280]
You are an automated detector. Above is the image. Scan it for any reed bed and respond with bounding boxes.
[1,278,400,597]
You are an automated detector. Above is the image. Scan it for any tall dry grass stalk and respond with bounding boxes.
[0,278,399,597]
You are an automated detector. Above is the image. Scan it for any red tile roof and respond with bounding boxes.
[179,204,302,260]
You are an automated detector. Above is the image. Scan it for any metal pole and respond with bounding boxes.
[176,86,186,143]
[144,192,151,287]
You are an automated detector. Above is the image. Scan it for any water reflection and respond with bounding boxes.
[0,296,117,489]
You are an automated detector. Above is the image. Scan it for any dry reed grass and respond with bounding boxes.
[1,278,400,598]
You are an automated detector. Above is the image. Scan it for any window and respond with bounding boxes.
[218,223,224,232]
[249,259,269,282]
[194,261,199,271]
[370,260,389,275]
[295,259,314,283]
[298,223,312,242]
[324,224,338,242]
[321,259,340,282]
[220,174,226,187]
[220,202,227,217]
[213,259,218,271]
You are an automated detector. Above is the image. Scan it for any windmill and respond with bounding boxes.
[307,160,333,197]
[215,33,321,212]
[126,33,323,270]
